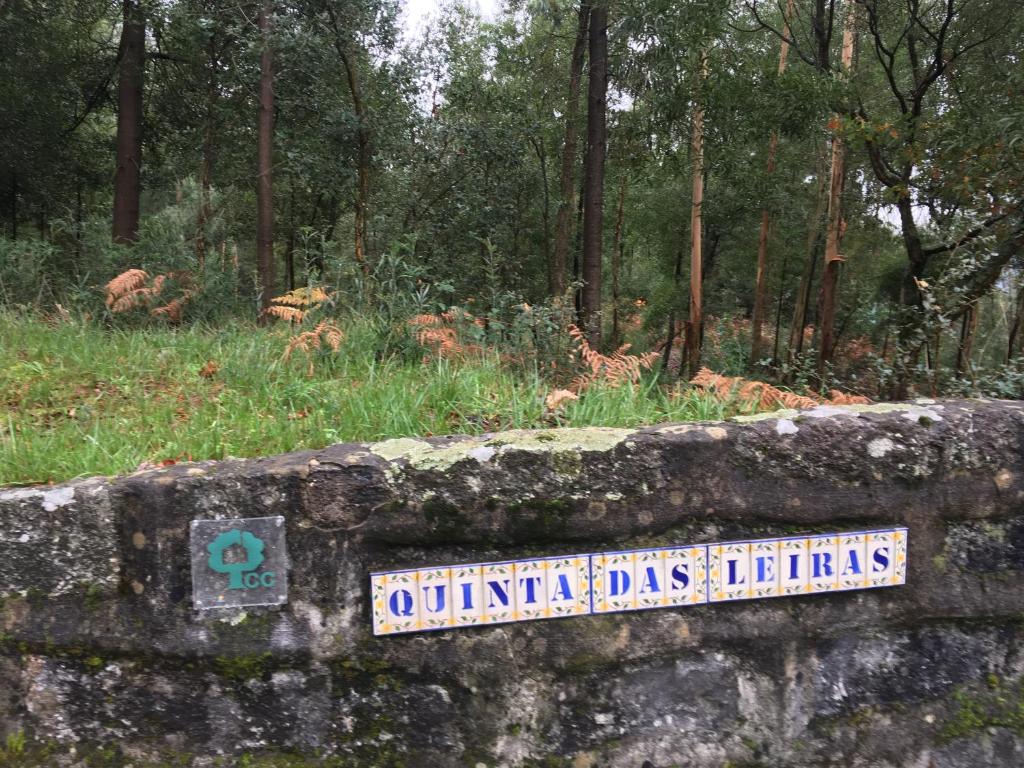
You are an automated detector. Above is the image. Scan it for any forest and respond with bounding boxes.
[1,0,1023,483]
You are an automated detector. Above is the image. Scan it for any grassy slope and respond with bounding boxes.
[0,315,741,485]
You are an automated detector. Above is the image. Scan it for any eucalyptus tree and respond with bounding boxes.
[848,0,1023,392]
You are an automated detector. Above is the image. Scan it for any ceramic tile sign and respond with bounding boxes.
[370,527,907,636]
[190,516,289,610]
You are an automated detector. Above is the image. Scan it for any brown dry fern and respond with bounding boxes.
[568,325,659,391]
[282,321,344,377]
[689,367,870,410]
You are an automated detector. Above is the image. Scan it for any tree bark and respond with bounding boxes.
[112,0,145,244]
[750,0,793,367]
[581,2,607,347]
[788,146,827,365]
[10,172,17,241]
[955,301,978,378]
[196,32,218,269]
[256,0,275,312]
[611,174,626,347]
[816,1,856,378]
[684,50,708,379]
[551,2,590,298]
[661,248,684,376]
[1009,280,1024,363]
[326,6,370,275]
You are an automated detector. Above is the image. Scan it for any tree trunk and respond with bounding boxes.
[256,0,275,312]
[196,33,218,269]
[955,301,978,378]
[611,174,626,347]
[9,173,16,240]
[581,2,607,347]
[661,248,684,376]
[112,0,145,244]
[326,6,370,275]
[815,1,856,379]
[1008,279,1024,363]
[285,183,296,291]
[75,177,83,262]
[684,50,708,379]
[750,0,793,367]
[788,147,827,365]
[551,2,590,298]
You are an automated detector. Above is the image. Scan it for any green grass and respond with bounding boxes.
[0,314,745,485]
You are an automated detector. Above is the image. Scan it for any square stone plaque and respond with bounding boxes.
[190,516,289,610]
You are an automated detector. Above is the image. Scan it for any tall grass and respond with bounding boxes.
[0,314,746,485]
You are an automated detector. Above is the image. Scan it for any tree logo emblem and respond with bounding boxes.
[207,529,276,590]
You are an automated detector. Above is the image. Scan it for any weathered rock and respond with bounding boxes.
[0,398,1023,766]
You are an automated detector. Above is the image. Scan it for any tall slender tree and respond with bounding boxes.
[551,2,590,298]
[580,1,607,346]
[112,0,145,244]
[816,0,857,377]
[750,0,794,366]
[256,0,275,311]
[684,50,708,379]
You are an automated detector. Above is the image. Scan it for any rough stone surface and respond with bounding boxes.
[1,398,1023,766]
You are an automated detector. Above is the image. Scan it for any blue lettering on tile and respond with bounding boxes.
[370,527,909,635]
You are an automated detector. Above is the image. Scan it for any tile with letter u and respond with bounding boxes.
[417,567,452,631]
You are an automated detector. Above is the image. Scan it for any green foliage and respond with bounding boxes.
[0,313,743,485]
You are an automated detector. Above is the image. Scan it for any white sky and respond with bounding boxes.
[401,0,501,33]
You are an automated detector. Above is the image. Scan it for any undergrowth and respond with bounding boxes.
[0,313,752,485]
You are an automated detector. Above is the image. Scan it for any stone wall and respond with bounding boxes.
[2,399,1024,767]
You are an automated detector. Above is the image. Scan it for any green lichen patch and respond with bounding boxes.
[370,427,635,472]
[940,677,1024,743]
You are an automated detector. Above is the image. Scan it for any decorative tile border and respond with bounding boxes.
[370,527,908,636]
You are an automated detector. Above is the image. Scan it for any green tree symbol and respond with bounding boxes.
[207,529,265,589]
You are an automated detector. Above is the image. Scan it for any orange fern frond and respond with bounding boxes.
[690,367,870,411]
[105,269,148,307]
[265,306,306,323]
[282,321,344,376]
[151,295,189,323]
[272,287,331,307]
[567,324,659,391]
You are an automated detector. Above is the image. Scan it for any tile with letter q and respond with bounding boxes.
[661,545,708,607]
[543,554,590,618]
[370,569,420,636]
[749,539,781,598]
[779,537,810,596]
[592,550,636,614]
[835,532,869,590]
[809,535,841,593]
[513,559,548,621]
[480,561,517,624]
[709,540,750,602]
[416,567,453,631]
[450,563,484,628]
